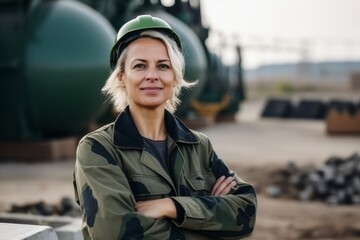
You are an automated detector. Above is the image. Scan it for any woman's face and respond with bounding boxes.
[119,37,175,111]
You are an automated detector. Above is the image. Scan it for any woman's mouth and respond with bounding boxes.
[140,87,163,93]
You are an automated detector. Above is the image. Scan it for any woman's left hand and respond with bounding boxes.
[135,198,177,219]
[211,176,237,196]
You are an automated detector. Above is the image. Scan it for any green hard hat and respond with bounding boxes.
[110,15,182,69]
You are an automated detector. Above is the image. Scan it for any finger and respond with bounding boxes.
[213,177,235,196]
[211,176,225,195]
[217,180,237,196]
[212,176,233,196]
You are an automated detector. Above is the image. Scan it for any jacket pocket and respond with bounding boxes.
[128,175,171,200]
[184,172,216,196]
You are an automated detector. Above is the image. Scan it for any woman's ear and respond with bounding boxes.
[117,72,125,88]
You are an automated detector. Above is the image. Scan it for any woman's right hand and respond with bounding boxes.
[211,176,237,196]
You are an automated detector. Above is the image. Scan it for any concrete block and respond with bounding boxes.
[0,213,83,240]
[0,222,58,240]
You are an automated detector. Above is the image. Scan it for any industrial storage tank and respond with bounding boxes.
[0,0,116,140]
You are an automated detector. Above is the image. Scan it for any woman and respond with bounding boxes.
[73,15,257,239]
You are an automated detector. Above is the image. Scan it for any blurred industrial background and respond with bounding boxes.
[0,0,246,143]
[0,0,360,239]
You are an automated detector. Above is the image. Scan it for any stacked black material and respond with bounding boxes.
[291,100,327,119]
[327,99,358,115]
[261,98,360,120]
[261,99,293,118]
[7,197,80,217]
[266,153,360,205]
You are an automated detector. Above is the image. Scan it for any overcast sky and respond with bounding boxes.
[200,0,360,68]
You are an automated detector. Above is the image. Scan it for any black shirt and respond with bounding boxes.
[143,137,169,173]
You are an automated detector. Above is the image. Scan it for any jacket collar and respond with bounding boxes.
[113,106,199,149]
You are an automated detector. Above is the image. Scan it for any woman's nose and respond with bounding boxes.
[145,67,159,81]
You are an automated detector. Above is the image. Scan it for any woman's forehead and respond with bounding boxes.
[125,38,170,60]
[128,37,166,51]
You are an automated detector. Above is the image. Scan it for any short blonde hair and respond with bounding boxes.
[102,30,196,113]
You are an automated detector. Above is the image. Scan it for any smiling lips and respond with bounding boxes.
[140,86,163,92]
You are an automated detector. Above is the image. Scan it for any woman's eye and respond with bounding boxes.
[134,64,146,69]
[158,64,170,70]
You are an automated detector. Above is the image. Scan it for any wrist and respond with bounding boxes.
[165,198,177,219]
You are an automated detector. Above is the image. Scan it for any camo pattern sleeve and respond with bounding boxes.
[170,131,257,239]
[73,133,210,240]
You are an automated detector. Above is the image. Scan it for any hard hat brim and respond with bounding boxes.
[109,15,182,70]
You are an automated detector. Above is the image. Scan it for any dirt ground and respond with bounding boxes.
[233,165,360,240]
[0,90,360,239]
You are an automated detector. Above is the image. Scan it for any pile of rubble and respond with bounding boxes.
[7,197,81,217]
[265,153,360,205]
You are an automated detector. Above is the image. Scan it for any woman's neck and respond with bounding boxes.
[128,105,167,141]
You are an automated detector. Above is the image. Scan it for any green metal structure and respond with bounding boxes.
[0,0,245,141]
[0,0,115,140]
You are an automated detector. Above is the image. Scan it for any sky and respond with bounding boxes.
[200,0,360,69]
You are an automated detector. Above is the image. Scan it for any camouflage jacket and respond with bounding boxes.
[73,107,257,240]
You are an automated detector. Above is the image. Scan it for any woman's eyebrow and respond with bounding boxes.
[158,59,170,63]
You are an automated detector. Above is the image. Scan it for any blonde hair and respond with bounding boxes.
[102,30,196,113]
